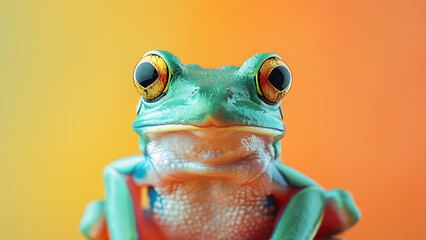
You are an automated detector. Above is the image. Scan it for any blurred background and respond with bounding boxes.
[1,0,425,239]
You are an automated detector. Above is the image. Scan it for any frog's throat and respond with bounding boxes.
[140,124,285,138]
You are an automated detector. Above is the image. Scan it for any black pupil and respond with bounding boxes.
[268,66,290,91]
[135,62,159,87]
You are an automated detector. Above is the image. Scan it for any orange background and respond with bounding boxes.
[1,0,425,239]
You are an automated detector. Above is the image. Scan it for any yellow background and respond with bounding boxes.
[1,0,425,239]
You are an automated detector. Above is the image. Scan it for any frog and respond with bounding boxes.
[79,50,360,240]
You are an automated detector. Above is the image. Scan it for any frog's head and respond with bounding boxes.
[132,51,291,182]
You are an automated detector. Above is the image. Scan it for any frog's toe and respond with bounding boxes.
[80,200,109,240]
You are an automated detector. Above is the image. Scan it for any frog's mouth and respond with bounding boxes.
[141,124,284,138]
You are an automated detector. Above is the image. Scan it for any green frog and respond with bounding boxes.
[80,50,360,240]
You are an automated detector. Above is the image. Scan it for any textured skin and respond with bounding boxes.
[142,130,282,240]
[150,181,277,240]
[80,51,360,240]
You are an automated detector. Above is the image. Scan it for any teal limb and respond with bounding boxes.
[273,140,281,158]
[103,158,142,240]
[315,189,360,237]
[325,189,360,226]
[138,135,147,154]
[80,200,105,239]
[273,162,320,188]
[271,186,326,240]
[107,155,143,174]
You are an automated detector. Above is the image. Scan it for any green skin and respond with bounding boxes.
[80,51,360,240]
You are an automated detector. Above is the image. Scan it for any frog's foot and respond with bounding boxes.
[316,189,360,238]
[80,200,109,240]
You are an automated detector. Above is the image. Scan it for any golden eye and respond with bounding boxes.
[255,57,292,104]
[133,54,170,101]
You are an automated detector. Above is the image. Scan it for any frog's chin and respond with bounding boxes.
[145,127,275,184]
[151,158,271,186]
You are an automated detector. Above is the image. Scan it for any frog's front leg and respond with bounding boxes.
[271,162,360,240]
[271,186,326,240]
[80,155,153,240]
[80,200,108,239]
[271,188,360,240]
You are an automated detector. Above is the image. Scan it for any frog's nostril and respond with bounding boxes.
[191,87,200,95]
[227,88,234,97]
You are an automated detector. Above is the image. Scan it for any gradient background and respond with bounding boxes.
[1,0,425,239]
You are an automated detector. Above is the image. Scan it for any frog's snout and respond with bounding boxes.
[188,85,234,101]
[186,85,235,122]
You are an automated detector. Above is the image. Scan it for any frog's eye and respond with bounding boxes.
[255,57,292,104]
[133,54,171,101]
